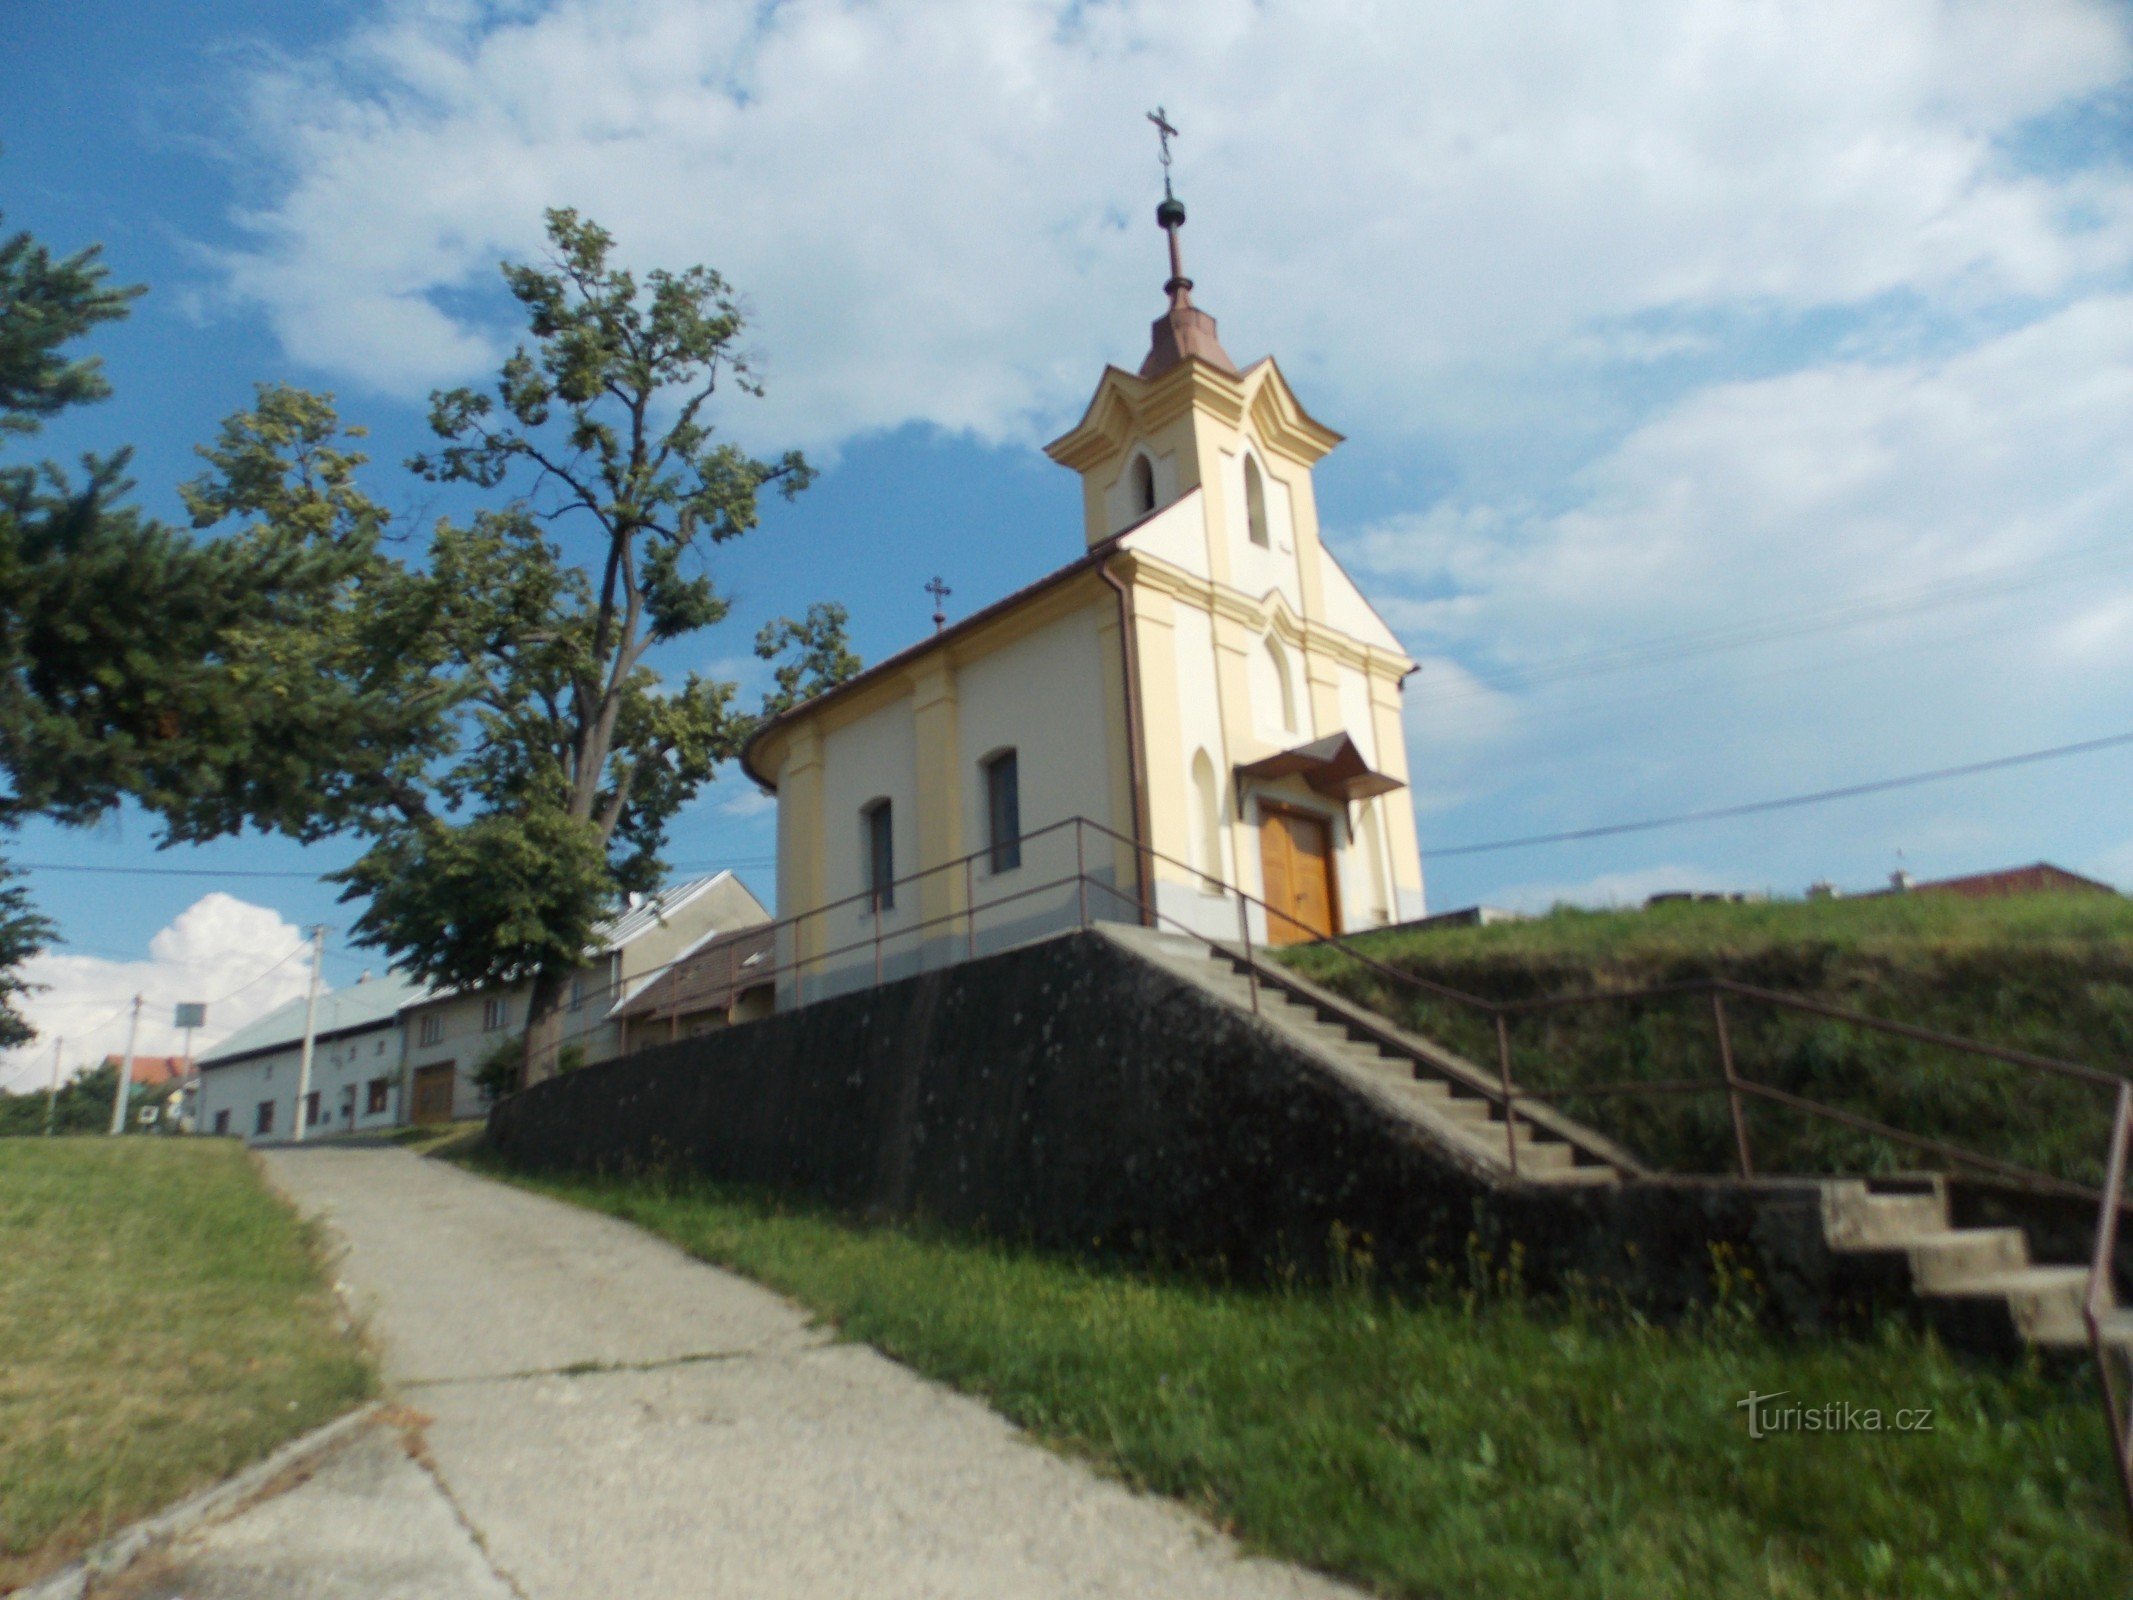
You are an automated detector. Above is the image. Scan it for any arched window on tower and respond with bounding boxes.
[1244,455,1269,548]
[1130,454,1156,516]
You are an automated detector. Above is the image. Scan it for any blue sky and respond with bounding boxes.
[4,0,2132,1084]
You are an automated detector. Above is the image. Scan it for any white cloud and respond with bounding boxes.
[0,895,317,1095]
[211,0,2133,455]
[1344,292,2133,851]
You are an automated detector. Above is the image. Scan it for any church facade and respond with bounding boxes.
[741,197,1425,1003]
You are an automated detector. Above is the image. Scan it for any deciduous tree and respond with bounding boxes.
[190,211,855,1086]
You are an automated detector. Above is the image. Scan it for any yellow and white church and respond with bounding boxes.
[742,188,1425,1002]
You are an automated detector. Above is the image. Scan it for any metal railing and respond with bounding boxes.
[2089,1088,2133,1527]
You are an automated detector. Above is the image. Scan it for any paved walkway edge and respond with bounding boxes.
[16,1402,385,1600]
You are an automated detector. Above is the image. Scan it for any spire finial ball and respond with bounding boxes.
[1156,196,1186,230]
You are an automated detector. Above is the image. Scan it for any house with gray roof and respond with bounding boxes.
[194,972,427,1143]
[394,871,769,1126]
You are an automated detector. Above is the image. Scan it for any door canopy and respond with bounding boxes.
[1234,733,1405,803]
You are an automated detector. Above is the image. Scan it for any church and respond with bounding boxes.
[740,181,1425,1004]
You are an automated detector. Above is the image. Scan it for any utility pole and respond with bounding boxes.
[108,995,143,1136]
[292,925,325,1144]
[44,1035,63,1136]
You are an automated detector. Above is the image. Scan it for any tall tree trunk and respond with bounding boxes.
[519,967,571,1090]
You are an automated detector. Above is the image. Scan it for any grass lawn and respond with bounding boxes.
[481,1159,2133,1600]
[1281,891,2133,1184]
[0,1139,373,1589]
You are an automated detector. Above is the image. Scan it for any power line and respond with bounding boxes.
[200,941,315,1006]
[10,854,778,880]
[13,862,330,879]
[1427,731,2133,859]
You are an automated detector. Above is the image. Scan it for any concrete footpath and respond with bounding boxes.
[109,1147,1357,1599]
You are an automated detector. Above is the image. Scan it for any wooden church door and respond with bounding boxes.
[1258,805,1339,945]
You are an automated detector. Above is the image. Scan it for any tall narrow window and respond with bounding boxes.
[864,799,895,911]
[1244,456,1269,547]
[1190,750,1223,888]
[1130,454,1156,515]
[985,750,1021,873]
[1265,636,1298,732]
[1359,802,1391,925]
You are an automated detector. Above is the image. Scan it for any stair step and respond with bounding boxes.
[1525,1164,1622,1186]
[1492,1139,1578,1175]
[1431,1095,1509,1123]
[1934,1265,2093,1343]
[1898,1228,2031,1291]
[2031,1308,2133,1351]
[1823,1183,1947,1248]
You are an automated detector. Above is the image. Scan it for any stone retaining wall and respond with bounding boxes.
[491,929,1880,1328]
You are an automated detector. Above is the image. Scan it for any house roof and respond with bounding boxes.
[593,871,753,950]
[389,872,769,1014]
[615,923,777,1024]
[102,1054,190,1087]
[1883,862,2121,900]
[197,972,426,1070]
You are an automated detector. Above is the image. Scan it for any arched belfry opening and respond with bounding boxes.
[1131,454,1157,516]
[1244,454,1269,547]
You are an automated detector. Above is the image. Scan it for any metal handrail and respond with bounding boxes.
[2088,1086,2133,1527]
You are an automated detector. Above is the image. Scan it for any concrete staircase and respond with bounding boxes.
[1099,922,2128,1357]
[1824,1178,2131,1355]
[1101,924,1635,1186]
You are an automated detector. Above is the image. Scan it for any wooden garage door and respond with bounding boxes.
[410,1063,456,1125]
[1259,806,1339,946]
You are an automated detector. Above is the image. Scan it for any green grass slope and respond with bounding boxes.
[487,1163,2133,1600]
[1282,891,2133,1184]
[0,1140,373,1588]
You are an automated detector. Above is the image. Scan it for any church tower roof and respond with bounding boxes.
[1139,109,1237,379]
[1140,192,1238,379]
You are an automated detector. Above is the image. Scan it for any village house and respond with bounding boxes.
[741,195,1424,1003]
[395,871,769,1123]
[613,923,777,1054]
[193,972,421,1143]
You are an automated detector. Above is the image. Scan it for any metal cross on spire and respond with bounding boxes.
[1145,106,1191,300]
[1146,106,1178,199]
[925,575,952,633]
